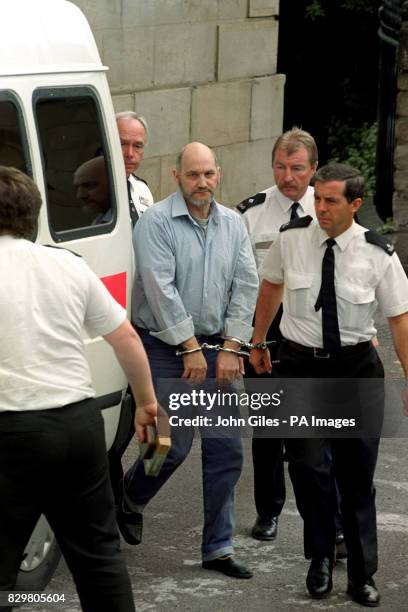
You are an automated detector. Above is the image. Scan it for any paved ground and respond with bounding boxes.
[18,433,408,612]
[18,200,408,611]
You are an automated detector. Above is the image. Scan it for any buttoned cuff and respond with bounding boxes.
[150,316,195,345]
[223,318,253,343]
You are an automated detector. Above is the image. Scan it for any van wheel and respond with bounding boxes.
[16,516,61,591]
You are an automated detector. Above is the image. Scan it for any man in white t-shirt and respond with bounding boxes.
[0,166,158,612]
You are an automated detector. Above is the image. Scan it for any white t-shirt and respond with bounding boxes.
[0,236,126,412]
[260,220,408,347]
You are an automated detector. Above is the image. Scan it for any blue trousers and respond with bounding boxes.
[125,329,243,561]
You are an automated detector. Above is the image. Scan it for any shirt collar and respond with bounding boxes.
[316,220,366,251]
[275,186,311,216]
[171,189,222,224]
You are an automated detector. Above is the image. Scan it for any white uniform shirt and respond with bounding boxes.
[0,236,126,412]
[128,174,154,217]
[260,220,408,347]
[242,185,315,271]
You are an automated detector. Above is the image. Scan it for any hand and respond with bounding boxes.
[238,356,245,376]
[216,351,242,384]
[249,347,272,374]
[181,350,207,384]
[135,401,158,442]
[402,386,408,417]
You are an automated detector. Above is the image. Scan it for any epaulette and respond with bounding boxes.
[364,230,395,255]
[236,192,266,214]
[44,244,82,257]
[280,215,313,232]
[134,174,148,186]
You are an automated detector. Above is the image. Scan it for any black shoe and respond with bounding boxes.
[202,556,253,579]
[306,557,333,598]
[335,530,347,560]
[251,516,278,541]
[347,578,380,607]
[116,481,143,545]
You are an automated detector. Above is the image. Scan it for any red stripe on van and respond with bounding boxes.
[100,272,127,308]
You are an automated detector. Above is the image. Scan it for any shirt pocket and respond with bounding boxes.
[336,282,377,329]
[285,271,314,318]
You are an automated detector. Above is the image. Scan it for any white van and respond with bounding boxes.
[0,0,134,589]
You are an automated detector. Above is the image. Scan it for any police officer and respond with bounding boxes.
[116,111,153,225]
[108,112,155,500]
[250,163,408,606]
[238,127,317,542]
[0,166,158,612]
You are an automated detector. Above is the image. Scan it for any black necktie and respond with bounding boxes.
[127,179,139,227]
[290,202,300,220]
[314,238,341,352]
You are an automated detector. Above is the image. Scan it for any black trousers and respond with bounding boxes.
[275,340,384,583]
[246,308,286,518]
[0,401,135,612]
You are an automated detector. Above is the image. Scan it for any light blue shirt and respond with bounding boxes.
[132,190,259,345]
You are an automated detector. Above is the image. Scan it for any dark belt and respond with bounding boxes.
[283,338,371,359]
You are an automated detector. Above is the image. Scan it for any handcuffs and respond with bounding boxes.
[175,337,275,357]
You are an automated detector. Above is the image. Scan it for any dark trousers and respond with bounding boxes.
[0,401,135,612]
[252,437,286,518]
[275,340,384,583]
[125,329,243,561]
[246,309,286,519]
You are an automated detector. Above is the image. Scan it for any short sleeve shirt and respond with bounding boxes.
[260,221,408,347]
[242,185,315,271]
[0,236,126,411]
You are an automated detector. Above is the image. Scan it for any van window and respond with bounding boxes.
[33,88,116,241]
[0,94,30,174]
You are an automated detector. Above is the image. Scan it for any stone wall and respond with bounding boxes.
[395,22,408,228]
[71,0,284,205]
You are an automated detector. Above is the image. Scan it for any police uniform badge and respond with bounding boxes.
[236,192,266,214]
[364,230,395,255]
[279,215,313,232]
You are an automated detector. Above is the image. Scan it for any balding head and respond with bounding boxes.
[176,142,218,173]
[173,142,220,216]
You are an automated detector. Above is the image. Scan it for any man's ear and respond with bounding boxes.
[351,197,363,214]
[172,169,179,185]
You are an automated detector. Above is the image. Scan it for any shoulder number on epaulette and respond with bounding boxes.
[364,230,395,255]
[279,215,313,232]
[236,192,266,214]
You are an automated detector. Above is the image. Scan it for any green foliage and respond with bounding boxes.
[305,0,379,21]
[327,121,378,195]
[305,0,325,20]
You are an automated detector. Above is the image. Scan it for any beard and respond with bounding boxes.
[180,186,214,208]
[188,196,212,208]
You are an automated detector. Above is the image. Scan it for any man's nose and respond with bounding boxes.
[197,173,207,187]
[123,144,133,158]
[315,200,327,212]
[284,167,293,181]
